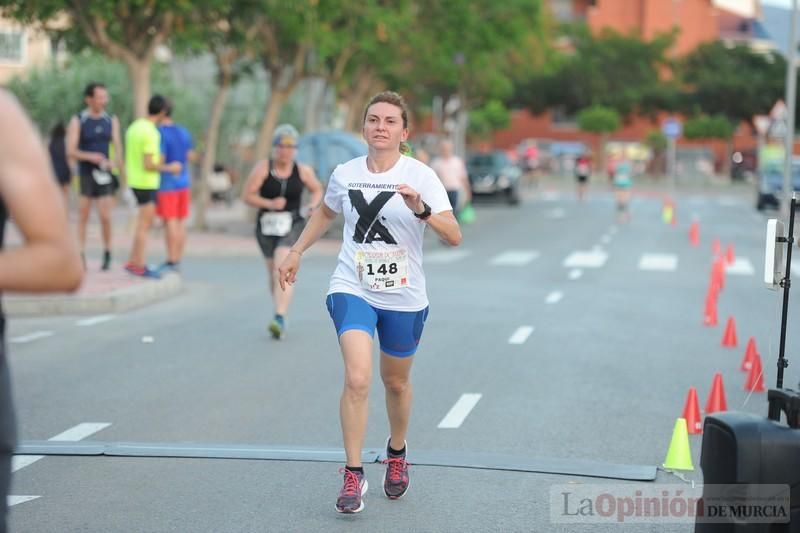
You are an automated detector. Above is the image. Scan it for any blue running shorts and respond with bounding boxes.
[325,292,429,357]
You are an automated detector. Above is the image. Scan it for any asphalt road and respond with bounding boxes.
[5,180,798,532]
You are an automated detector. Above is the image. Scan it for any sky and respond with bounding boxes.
[762,0,792,7]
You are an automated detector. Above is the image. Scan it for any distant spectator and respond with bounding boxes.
[156,102,196,273]
[66,82,124,271]
[124,94,179,279]
[48,122,71,206]
[209,163,233,205]
[574,153,591,202]
[414,147,430,165]
[430,139,471,215]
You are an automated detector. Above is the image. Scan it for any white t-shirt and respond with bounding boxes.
[324,155,452,311]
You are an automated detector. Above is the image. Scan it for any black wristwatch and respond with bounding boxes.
[413,201,432,220]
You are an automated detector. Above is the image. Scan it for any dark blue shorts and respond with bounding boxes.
[325,293,429,357]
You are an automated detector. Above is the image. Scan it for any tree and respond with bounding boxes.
[681,42,785,127]
[5,52,200,134]
[469,100,511,140]
[248,0,321,162]
[683,114,735,175]
[577,105,620,172]
[0,1,203,117]
[175,1,261,229]
[516,25,678,119]
[393,0,547,154]
[644,129,668,176]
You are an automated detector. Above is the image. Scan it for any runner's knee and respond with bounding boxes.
[344,370,371,398]
[381,375,410,395]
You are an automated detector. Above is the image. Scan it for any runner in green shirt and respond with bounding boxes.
[123,95,180,278]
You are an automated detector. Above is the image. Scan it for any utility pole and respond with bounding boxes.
[782,0,799,221]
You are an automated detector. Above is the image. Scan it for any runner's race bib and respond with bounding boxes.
[92,169,113,186]
[355,248,409,292]
[259,211,293,237]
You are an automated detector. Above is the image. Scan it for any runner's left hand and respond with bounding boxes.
[396,184,424,214]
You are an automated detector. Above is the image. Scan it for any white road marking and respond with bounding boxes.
[568,269,583,280]
[638,253,678,272]
[12,422,111,473]
[508,326,534,345]
[490,250,540,266]
[546,208,566,219]
[425,249,472,264]
[563,250,608,268]
[76,314,116,327]
[7,495,40,507]
[9,331,54,344]
[438,394,482,429]
[726,258,754,276]
[545,291,563,304]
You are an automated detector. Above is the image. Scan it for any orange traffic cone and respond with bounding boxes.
[705,372,728,414]
[712,238,721,256]
[712,257,725,291]
[703,286,718,326]
[744,353,766,393]
[726,244,735,265]
[682,387,703,434]
[721,316,738,348]
[689,222,700,247]
[740,337,758,372]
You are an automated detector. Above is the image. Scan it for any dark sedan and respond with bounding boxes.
[467,151,521,205]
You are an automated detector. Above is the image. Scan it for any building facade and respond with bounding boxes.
[491,0,770,169]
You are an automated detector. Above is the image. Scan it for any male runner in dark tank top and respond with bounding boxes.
[66,82,124,270]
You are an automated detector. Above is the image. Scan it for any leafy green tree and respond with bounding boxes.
[682,114,735,176]
[6,53,203,135]
[577,105,620,172]
[680,41,785,128]
[469,100,511,139]
[0,1,201,117]
[174,1,261,229]
[683,115,735,141]
[516,25,677,118]
[644,130,668,176]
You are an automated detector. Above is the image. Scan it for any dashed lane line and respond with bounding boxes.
[545,291,563,304]
[438,394,482,429]
[508,326,534,345]
[13,423,112,473]
[9,331,53,344]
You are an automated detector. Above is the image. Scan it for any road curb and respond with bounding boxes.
[4,273,183,317]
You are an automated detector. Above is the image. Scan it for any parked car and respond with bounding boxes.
[467,150,521,205]
[756,158,800,211]
[296,130,367,183]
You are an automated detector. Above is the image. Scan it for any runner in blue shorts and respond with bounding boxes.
[278,91,462,514]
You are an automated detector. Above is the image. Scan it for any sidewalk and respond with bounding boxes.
[3,201,342,317]
[4,202,252,317]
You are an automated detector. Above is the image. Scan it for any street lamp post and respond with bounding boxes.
[782,0,799,221]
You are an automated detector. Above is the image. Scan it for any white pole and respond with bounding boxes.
[782,0,799,221]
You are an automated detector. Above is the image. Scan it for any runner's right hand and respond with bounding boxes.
[271,197,287,210]
[278,250,301,291]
